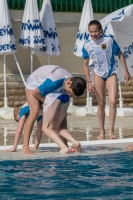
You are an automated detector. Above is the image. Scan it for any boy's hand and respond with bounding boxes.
[39,101,43,110]
[126,144,133,151]
[124,70,131,82]
[32,88,45,103]
[87,82,94,92]
[30,146,38,150]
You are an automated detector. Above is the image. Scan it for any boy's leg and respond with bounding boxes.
[54,104,82,152]
[94,73,106,139]
[22,89,40,154]
[31,119,42,150]
[59,114,68,146]
[59,114,75,152]
[42,100,69,153]
[106,75,117,139]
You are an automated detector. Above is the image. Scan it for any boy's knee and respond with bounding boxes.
[109,99,117,108]
[30,108,39,118]
[42,123,53,133]
[42,125,47,133]
[98,101,105,108]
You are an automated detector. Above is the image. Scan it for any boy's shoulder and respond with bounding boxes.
[21,102,28,109]
[103,35,114,43]
[20,103,30,119]
[83,39,93,49]
[84,39,92,45]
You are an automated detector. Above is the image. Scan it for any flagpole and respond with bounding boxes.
[86,83,90,107]
[13,54,26,86]
[31,48,33,73]
[3,55,7,108]
[48,55,50,65]
[114,26,123,108]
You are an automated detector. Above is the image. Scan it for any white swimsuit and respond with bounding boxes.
[20,102,43,122]
[20,93,69,115]
[82,35,121,80]
[25,65,72,95]
[43,92,69,112]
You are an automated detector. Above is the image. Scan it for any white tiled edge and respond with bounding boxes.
[0,138,133,150]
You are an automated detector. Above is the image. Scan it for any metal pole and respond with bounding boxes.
[3,55,8,108]
[105,0,107,12]
[48,55,50,65]
[76,0,78,11]
[95,0,98,12]
[66,0,68,11]
[31,48,33,73]
[13,54,26,86]
[86,83,90,107]
[110,0,112,12]
[55,0,58,11]
[61,0,63,11]
[114,26,123,107]
[100,0,102,12]
[4,127,7,146]
[12,0,15,9]
[71,0,73,11]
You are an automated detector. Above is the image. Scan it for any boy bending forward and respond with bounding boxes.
[22,65,86,153]
[42,92,82,153]
[5,102,42,152]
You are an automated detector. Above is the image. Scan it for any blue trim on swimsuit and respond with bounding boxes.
[57,94,69,105]
[20,106,29,119]
[38,78,65,97]
[102,70,116,81]
[20,105,42,122]
[37,115,43,122]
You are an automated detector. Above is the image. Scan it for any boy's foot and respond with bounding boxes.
[97,130,105,140]
[68,146,75,152]
[30,147,38,150]
[59,147,69,154]
[109,130,116,139]
[72,141,82,153]
[126,144,133,151]
[109,135,116,139]
[4,148,16,152]
[97,135,105,140]
[22,146,33,154]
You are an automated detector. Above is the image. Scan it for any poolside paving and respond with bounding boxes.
[0,115,133,160]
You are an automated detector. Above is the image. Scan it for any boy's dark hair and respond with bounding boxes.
[88,20,102,30]
[70,77,86,96]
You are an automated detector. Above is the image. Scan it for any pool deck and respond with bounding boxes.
[0,115,133,160]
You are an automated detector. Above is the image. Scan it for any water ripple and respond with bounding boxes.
[0,152,133,199]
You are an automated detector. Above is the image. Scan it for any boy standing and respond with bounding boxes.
[82,20,130,140]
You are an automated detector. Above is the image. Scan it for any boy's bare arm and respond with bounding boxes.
[118,52,131,82]
[32,88,45,103]
[83,59,90,82]
[5,116,26,152]
[83,59,94,92]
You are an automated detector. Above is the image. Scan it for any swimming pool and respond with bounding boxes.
[0,151,133,199]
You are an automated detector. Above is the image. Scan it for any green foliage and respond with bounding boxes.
[6,0,133,13]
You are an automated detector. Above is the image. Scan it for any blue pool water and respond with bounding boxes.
[0,152,133,199]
